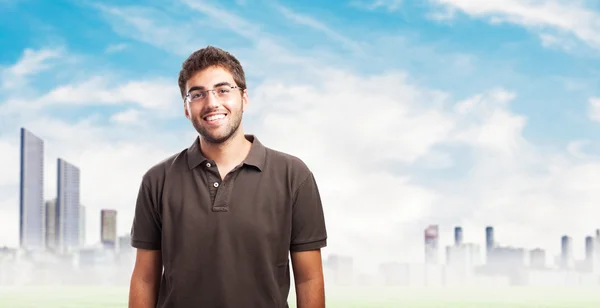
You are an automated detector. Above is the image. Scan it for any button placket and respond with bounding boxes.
[204,161,221,205]
[211,168,241,212]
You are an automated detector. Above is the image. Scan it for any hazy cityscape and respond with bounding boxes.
[1,127,600,288]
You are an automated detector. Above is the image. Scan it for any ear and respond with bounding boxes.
[183,99,191,119]
[242,89,250,112]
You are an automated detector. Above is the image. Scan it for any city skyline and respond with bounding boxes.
[3,129,600,265]
[6,127,599,270]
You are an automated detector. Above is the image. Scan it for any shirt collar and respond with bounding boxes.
[187,134,266,171]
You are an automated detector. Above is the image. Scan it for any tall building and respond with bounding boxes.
[454,226,463,246]
[57,158,80,253]
[596,229,600,268]
[585,236,594,260]
[80,205,86,247]
[101,209,117,249]
[594,229,600,273]
[561,235,573,269]
[19,128,45,251]
[485,226,494,263]
[585,236,594,264]
[44,198,57,251]
[424,225,439,264]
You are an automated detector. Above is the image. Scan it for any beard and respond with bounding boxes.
[191,108,243,144]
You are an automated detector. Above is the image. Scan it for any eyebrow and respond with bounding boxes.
[187,81,235,93]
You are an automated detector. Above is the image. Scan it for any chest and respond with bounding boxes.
[159,168,293,247]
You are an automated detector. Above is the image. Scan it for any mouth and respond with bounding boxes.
[202,113,227,125]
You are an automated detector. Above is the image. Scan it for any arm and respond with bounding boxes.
[290,171,328,308]
[129,177,163,307]
[291,249,325,308]
[129,249,162,308]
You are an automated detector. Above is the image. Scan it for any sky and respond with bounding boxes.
[1,0,600,273]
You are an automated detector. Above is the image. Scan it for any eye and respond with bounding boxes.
[191,92,205,99]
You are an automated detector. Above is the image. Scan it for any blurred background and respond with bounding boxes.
[1,0,600,306]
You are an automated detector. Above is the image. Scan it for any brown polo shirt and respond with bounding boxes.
[130,134,327,308]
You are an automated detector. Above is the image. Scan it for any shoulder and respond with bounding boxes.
[262,145,316,189]
[265,146,311,172]
[140,148,188,188]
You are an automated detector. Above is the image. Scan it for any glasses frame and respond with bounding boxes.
[185,85,243,103]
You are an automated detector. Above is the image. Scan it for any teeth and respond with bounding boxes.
[205,114,225,121]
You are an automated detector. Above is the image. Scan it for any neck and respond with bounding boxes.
[199,129,251,166]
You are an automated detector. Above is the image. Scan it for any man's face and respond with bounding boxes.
[183,66,248,144]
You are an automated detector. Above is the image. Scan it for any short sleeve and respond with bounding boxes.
[130,179,162,250]
[290,172,327,252]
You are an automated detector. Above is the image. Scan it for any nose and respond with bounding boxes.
[204,90,221,108]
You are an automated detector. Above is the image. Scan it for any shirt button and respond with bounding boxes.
[206,162,211,167]
[213,182,219,188]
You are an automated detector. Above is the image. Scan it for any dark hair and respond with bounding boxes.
[178,46,247,99]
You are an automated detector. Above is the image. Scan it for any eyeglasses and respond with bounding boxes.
[185,85,242,103]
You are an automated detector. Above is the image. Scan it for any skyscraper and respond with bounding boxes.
[424,225,439,264]
[561,235,572,269]
[585,236,593,259]
[80,205,86,247]
[485,226,494,251]
[101,209,117,249]
[585,236,594,267]
[485,226,494,264]
[19,128,45,251]
[45,198,57,251]
[57,158,80,253]
[596,229,600,267]
[454,226,463,246]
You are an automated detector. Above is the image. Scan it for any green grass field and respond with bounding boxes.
[1,285,600,307]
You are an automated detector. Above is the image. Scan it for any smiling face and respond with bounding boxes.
[184,65,248,144]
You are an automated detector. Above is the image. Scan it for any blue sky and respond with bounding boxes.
[2,0,598,142]
[1,0,600,272]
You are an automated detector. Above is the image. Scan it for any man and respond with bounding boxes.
[128,46,328,308]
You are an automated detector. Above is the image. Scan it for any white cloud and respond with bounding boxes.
[1,47,64,90]
[0,76,181,117]
[105,43,128,54]
[428,0,600,50]
[588,97,600,122]
[350,0,404,12]
[4,48,63,77]
[567,139,593,160]
[272,3,362,52]
[93,4,202,57]
[110,108,141,124]
[92,2,341,77]
[180,0,264,40]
